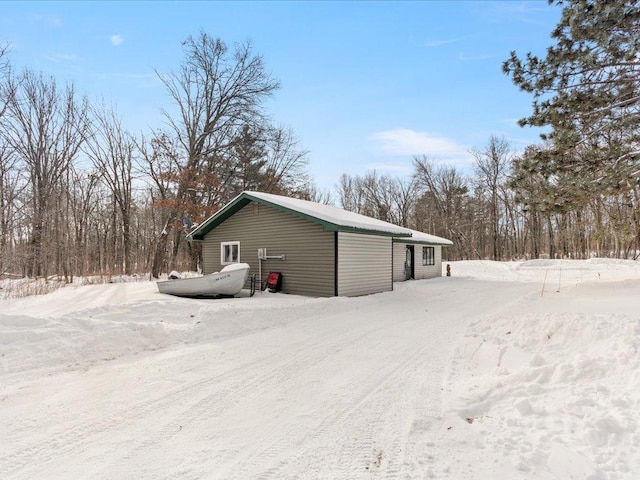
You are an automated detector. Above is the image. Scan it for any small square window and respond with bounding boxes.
[422,246,435,266]
[221,241,240,265]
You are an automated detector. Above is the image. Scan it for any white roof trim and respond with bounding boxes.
[402,229,454,246]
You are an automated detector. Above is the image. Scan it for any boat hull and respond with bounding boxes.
[156,263,250,297]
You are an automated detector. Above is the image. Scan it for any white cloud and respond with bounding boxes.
[29,14,63,27]
[488,1,551,26]
[111,34,124,46]
[45,53,78,63]
[370,128,468,158]
[492,1,548,15]
[424,38,462,48]
[363,162,413,174]
[457,52,496,61]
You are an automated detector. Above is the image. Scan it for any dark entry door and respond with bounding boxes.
[405,245,415,280]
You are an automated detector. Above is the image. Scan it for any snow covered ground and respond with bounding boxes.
[1,259,639,479]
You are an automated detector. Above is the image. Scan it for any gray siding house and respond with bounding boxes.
[393,230,453,282]
[187,191,452,297]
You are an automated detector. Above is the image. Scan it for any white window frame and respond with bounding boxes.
[221,241,240,265]
[422,246,435,266]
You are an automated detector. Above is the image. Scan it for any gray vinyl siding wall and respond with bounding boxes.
[337,232,392,296]
[202,202,335,297]
[393,242,443,281]
[428,245,443,279]
[393,242,408,282]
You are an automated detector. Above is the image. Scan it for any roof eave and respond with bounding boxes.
[393,238,454,246]
[327,225,411,237]
[187,193,250,241]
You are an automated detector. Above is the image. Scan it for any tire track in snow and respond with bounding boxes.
[234,283,532,480]
[127,313,421,480]
[2,280,536,479]
[132,314,423,480]
[1,309,418,479]
[0,346,290,478]
[273,338,440,479]
[221,315,454,479]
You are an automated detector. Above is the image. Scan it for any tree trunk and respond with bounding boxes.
[122,211,132,275]
[151,216,175,278]
[547,216,555,259]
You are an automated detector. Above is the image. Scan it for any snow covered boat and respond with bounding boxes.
[156,263,250,297]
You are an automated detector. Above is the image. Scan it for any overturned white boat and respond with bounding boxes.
[156,263,250,297]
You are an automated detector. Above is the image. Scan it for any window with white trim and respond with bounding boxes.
[221,241,240,265]
[422,246,435,266]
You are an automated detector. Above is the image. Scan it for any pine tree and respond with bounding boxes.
[503,0,640,189]
[229,124,268,195]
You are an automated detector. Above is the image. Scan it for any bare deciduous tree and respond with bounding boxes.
[2,70,90,277]
[337,173,367,214]
[337,171,418,228]
[471,135,512,261]
[413,156,479,259]
[0,142,25,275]
[148,32,280,277]
[305,184,334,205]
[262,126,309,195]
[85,104,136,274]
[0,41,12,118]
[66,166,99,275]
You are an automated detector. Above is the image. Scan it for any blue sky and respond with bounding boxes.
[0,1,561,191]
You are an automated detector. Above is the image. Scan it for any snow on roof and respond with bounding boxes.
[189,191,454,244]
[243,191,412,236]
[405,229,454,246]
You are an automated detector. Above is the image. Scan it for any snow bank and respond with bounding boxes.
[0,279,346,376]
[443,260,640,480]
[446,258,640,285]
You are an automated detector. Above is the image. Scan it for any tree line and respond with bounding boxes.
[337,133,640,262]
[340,0,640,262]
[0,34,311,280]
[1,0,639,281]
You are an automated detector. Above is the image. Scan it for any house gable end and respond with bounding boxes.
[188,192,411,240]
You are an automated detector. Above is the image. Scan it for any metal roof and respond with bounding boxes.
[187,191,452,246]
